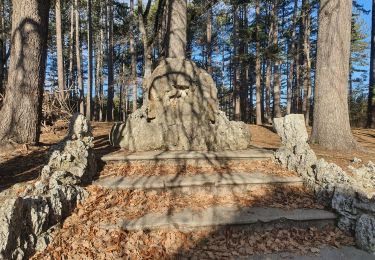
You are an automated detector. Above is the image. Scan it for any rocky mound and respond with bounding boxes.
[110,58,250,151]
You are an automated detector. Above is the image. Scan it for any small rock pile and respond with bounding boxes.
[0,114,96,259]
[273,114,375,254]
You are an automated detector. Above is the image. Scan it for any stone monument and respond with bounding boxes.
[110,0,250,151]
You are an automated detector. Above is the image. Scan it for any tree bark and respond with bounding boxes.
[240,5,249,122]
[106,0,114,121]
[286,0,298,115]
[55,0,65,102]
[166,0,187,58]
[0,0,6,97]
[0,0,50,144]
[75,0,84,114]
[130,0,137,112]
[368,0,375,128]
[68,4,75,97]
[206,3,212,75]
[86,0,93,120]
[255,0,262,125]
[311,0,357,150]
[232,5,241,121]
[302,0,312,125]
[272,1,281,118]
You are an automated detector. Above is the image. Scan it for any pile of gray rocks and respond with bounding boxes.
[273,114,375,254]
[0,114,96,259]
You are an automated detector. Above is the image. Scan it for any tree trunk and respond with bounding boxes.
[68,4,75,97]
[206,4,212,74]
[75,0,84,114]
[0,0,6,97]
[232,5,241,121]
[311,0,357,150]
[86,0,93,120]
[106,0,114,120]
[240,5,249,122]
[130,0,137,112]
[368,0,375,128]
[0,0,50,144]
[286,0,298,115]
[166,0,187,58]
[272,1,281,118]
[55,0,65,102]
[255,0,262,125]
[302,0,312,125]
[98,1,104,121]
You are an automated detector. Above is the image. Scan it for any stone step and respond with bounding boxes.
[101,206,336,232]
[94,172,303,190]
[245,246,375,260]
[100,148,274,164]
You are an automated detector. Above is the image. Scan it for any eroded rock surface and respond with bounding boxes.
[273,114,375,254]
[110,58,250,151]
[0,113,95,258]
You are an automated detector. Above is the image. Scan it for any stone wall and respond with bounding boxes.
[273,114,375,254]
[0,114,96,259]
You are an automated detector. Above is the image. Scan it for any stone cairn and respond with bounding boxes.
[110,58,251,151]
[0,113,96,259]
[273,114,375,254]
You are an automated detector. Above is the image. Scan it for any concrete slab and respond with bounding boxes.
[101,206,336,231]
[94,172,303,190]
[101,148,274,162]
[244,246,375,260]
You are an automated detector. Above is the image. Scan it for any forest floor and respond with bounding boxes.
[0,122,374,258]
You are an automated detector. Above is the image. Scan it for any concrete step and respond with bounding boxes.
[244,246,375,260]
[100,148,274,164]
[100,206,336,232]
[94,172,303,190]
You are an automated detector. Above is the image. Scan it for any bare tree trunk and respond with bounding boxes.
[94,37,100,121]
[122,63,128,121]
[0,0,5,98]
[240,5,249,122]
[368,0,375,128]
[106,0,114,120]
[86,0,93,120]
[130,0,137,112]
[206,3,212,75]
[302,0,311,125]
[311,0,357,150]
[232,5,241,121]
[272,1,281,118]
[166,0,187,58]
[255,0,262,125]
[55,0,65,102]
[68,4,75,98]
[0,0,50,144]
[287,0,298,115]
[75,0,84,114]
[98,2,104,121]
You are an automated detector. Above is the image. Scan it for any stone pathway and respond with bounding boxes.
[101,148,274,162]
[101,206,336,231]
[246,246,375,260]
[94,172,303,190]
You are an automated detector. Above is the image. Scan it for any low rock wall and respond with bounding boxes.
[273,114,375,254]
[0,114,96,259]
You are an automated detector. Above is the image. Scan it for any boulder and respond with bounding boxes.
[273,114,308,148]
[110,58,251,151]
[356,214,375,254]
[0,198,24,259]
